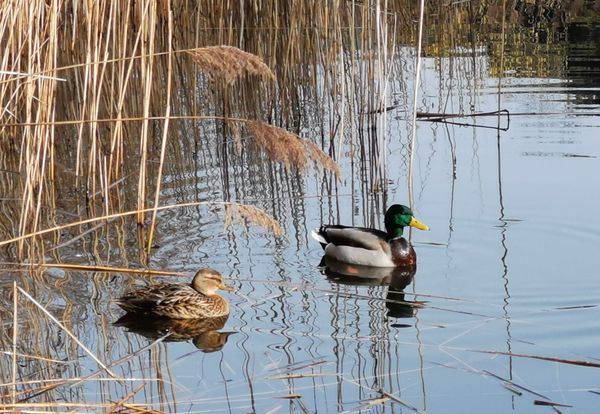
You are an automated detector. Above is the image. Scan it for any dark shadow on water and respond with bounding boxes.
[114,313,235,353]
[318,256,421,321]
[386,266,421,321]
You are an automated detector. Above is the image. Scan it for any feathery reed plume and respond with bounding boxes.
[224,203,283,237]
[188,46,275,84]
[246,120,341,178]
[246,120,308,170]
[226,118,243,154]
[305,141,342,178]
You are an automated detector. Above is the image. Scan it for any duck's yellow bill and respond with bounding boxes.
[409,216,429,231]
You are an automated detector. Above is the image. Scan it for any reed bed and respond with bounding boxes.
[0,0,575,262]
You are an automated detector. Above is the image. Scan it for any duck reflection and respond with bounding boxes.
[114,313,234,353]
[319,256,421,319]
[385,266,421,319]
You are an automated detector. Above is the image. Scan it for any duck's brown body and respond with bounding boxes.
[116,283,230,318]
[116,268,232,319]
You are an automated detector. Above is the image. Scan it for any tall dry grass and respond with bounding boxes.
[0,0,359,264]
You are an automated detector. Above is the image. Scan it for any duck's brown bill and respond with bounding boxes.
[221,284,238,292]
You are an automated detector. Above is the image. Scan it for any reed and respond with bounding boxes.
[1,1,352,263]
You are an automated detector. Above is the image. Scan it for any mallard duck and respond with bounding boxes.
[312,204,429,268]
[115,268,235,319]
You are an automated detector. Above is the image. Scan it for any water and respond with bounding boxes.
[3,16,600,414]
[129,54,599,411]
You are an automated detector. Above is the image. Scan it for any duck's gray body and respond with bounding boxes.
[312,225,415,268]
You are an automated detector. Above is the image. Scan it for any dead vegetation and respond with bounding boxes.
[188,46,276,84]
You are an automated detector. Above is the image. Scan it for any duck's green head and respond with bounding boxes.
[384,204,429,238]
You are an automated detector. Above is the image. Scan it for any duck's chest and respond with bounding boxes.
[390,238,417,266]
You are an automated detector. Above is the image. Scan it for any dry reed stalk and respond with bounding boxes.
[1,351,73,364]
[8,0,61,259]
[137,0,158,227]
[108,382,146,412]
[147,8,173,256]
[380,388,423,414]
[0,201,283,250]
[4,344,163,403]
[408,0,427,211]
[107,0,150,185]
[40,263,188,277]
[476,350,600,369]
[187,46,276,84]
[15,286,119,380]
[11,282,17,406]
[4,114,218,127]
[0,401,140,410]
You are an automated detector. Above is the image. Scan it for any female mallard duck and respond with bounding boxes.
[116,268,235,319]
[312,204,429,268]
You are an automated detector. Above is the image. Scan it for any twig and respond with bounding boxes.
[109,382,147,412]
[476,350,600,368]
[483,370,549,400]
[11,282,17,406]
[379,389,423,414]
[40,262,187,277]
[534,400,572,408]
[15,287,119,380]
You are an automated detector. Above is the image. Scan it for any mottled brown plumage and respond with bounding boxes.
[116,268,234,319]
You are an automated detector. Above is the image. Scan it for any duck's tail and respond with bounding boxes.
[311,227,328,248]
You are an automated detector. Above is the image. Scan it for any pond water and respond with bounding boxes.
[3,12,600,414]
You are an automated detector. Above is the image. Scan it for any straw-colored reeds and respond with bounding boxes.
[1,1,356,263]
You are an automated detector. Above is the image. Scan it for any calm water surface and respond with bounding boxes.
[125,52,599,412]
[6,26,600,414]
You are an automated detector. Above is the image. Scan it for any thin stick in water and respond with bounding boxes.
[16,286,119,381]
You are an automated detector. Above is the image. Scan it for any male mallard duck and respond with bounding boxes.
[115,268,234,319]
[312,204,429,268]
